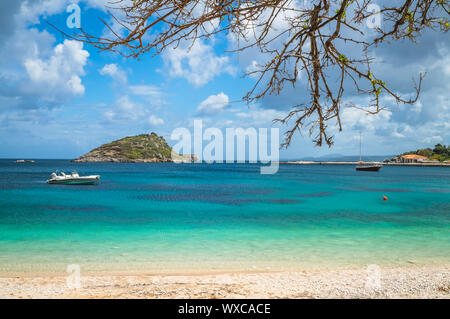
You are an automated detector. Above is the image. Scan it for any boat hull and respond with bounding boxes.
[47,177,100,185]
[356,166,382,172]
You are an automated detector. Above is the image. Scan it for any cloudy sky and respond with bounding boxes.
[0,0,448,159]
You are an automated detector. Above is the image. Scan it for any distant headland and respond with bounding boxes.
[284,143,450,167]
[72,133,197,163]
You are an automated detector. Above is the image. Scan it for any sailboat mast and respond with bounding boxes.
[359,132,362,162]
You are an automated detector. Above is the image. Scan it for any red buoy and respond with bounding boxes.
[383,196,388,201]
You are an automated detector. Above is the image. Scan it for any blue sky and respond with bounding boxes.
[0,0,448,159]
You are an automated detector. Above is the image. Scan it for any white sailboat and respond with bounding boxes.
[355,132,382,172]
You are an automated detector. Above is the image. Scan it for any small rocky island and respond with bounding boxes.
[72,133,196,163]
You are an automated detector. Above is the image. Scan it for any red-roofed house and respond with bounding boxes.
[399,154,429,163]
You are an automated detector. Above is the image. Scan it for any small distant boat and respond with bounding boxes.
[355,132,382,172]
[26,160,35,163]
[47,171,100,185]
[15,160,25,163]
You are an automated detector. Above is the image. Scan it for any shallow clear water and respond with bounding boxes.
[0,160,449,274]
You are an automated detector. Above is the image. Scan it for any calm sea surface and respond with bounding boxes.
[0,160,449,274]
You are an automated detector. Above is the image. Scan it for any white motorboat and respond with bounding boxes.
[47,171,100,185]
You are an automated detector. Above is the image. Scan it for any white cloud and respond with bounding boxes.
[18,0,68,26]
[104,95,144,122]
[423,136,443,144]
[0,2,90,114]
[196,92,229,115]
[163,40,235,87]
[18,0,111,25]
[105,95,166,129]
[235,107,286,126]
[148,115,164,126]
[128,85,167,108]
[245,60,261,79]
[23,39,89,99]
[129,85,162,97]
[99,63,127,83]
[340,107,392,132]
[227,1,302,75]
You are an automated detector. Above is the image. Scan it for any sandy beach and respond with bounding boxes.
[1,266,449,299]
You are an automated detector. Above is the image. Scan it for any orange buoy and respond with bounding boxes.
[383,196,388,201]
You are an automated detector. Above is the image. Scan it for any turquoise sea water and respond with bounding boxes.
[0,160,449,275]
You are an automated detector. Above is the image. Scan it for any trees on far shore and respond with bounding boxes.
[402,144,450,162]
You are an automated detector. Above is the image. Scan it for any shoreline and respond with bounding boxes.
[1,265,448,299]
[2,262,445,278]
[3,257,448,278]
[5,158,450,166]
[281,161,450,167]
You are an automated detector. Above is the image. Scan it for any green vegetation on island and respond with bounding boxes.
[399,144,450,162]
[72,133,178,162]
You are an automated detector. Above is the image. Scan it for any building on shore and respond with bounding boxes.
[396,154,429,163]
